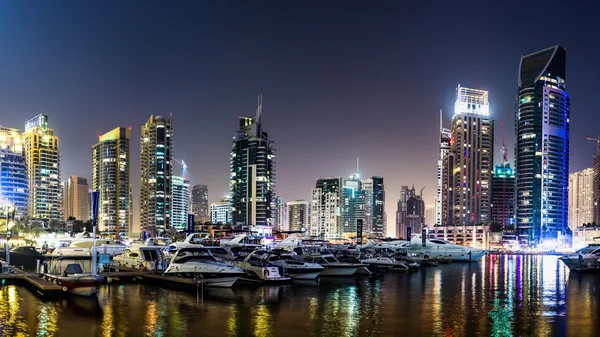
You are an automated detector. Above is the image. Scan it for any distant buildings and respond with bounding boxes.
[171,176,190,230]
[210,200,230,224]
[62,175,89,221]
[273,196,287,230]
[0,126,28,217]
[491,163,515,229]
[287,200,310,231]
[92,127,131,235]
[424,205,435,227]
[515,46,569,247]
[406,191,425,237]
[342,174,364,236]
[396,186,413,239]
[310,177,342,240]
[191,184,209,223]
[140,114,173,236]
[23,115,61,220]
[568,168,594,229]
[362,176,385,238]
[230,97,275,228]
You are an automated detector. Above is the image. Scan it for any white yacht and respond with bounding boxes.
[50,238,126,257]
[360,256,414,271]
[232,250,291,283]
[166,233,221,252]
[164,248,244,288]
[113,245,166,272]
[264,250,324,280]
[302,249,364,276]
[408,235,487,262]
[559,244,600,271]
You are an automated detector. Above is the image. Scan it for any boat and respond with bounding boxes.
[163,248,244,287]
[221,234,264,257]
[559,244,600,271]
[408,235,487,262]
[264,250,324,280]
[50,238,126,257]
[302,249,364,276]
[165,233,221,254]
[232,250,292,283]
[113,244,166,272]
[0,246,46,271]
[43,263,104,296]
[360,256,415,271]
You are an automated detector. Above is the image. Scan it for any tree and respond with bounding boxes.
[67,216,76,221]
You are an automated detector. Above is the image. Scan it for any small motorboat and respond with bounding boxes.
[164,248,244,288]
[113,245,166,272]
[302,250,365,277]
[264,250,324,280]
[44,263,104,297]
[232,250,292,283]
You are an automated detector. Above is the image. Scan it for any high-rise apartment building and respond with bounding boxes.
[23,115,61,220]
[62,175,89,221]
[436,110,452,226]
[491,163,515,228]
[406,193,425,236]
[310,177,342,239]
[396,186,411,238]
[0,127,28,217]
[171,176,190,230]
[515,46,569,247]
[362,176,385,238]
[273,196,287,230]
[210,201,230,224]
[140,114,173,236]
[449,85,493,226]
[287,200,310,231]
[569,168,594,229]
[191,184,209,223]
[342,174,364,235]
[441,151,455,226]
[92,127,131,235]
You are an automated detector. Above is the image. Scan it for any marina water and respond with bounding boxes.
[1,255,599,337]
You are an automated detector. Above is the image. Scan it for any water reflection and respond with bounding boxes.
[0,255,598,336]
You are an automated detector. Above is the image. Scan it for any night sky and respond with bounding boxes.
[1,1,599,236]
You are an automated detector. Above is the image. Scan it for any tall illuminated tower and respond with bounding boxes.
[0,127,28,217]
[62,175,89,221]
[450,86,494,226]
[140,114,173,236]
[171,176,190,230]
[436,110,452,226]
[515,46,569,247]
[23,115,61,220]
[92,127,130,235]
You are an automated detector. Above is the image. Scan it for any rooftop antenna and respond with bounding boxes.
[439,109,443,132]
[256,94,262,122]
[356,157,359,175]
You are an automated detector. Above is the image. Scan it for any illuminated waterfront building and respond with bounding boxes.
[310,177,342,239]
[92,127,131,235]
[171,176,190,230]
[515,46,569,247]
[191,184,209,223]
[436,110,452,226]
[0,126,28,217]
[406,190,425,237]
[210,200,230,224]
[568,168,594,229]
[491,163,515,228]
[286,200,310,231]
[62,175,89,221]
[23,115,61,220]
[342,174,364,235]
[230,96,275,227]
[140,114,173,236]
[361,176,385,238]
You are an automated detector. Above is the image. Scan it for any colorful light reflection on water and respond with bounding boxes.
[0,255,599,336]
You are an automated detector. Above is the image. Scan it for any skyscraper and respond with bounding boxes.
[491,163,515,228]
[568,168,594,229]
[362,176,385,238]
[310,177,342,239]
[425,205,435,226]
[191,184,209,223]
[210,200,230,224]
[342,174,364,235]
[273,196,287,230]
[62,175,90,221]
[516,46,569,247]
[436,110,452,226]
[171,176,190,230]
[92,127,131,235]
[230,96,275,227]
[23,115,61,220]
[287,200,310,231]
[450,85,493,226]
[406,192,425,236]
[396,186,411,239]
[0,127,28,217]
[140,114,173,236]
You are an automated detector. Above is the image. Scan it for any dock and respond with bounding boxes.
[0,271,63,299]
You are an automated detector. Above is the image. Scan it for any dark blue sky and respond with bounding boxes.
[1,1,598,235]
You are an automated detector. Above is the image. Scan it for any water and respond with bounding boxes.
[1,255,599,337]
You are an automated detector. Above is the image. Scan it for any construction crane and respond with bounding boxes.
[172,158,187,178]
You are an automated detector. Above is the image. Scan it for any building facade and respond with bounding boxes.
[362,176,385,238]
[425,205,435,226]
[430,224,489,249]
[310,177,342,240]
[342,174,364,236]
[406,193,425,237]
[450,85,493,226]
[140,114,173,236]
[92,127,131,235]
[23,115,61,220]
[210,201,230,224]
[515,46,569,247]
[436,110,452,226]
[491,163,515,229]
[0,127,28,217]
[230,97,275,227]
[396,186,413,239]
[191,184,209,223]
[62,175,89,221]
[287,200,310,231]
[569,168,594,229]
[171,176,190,230]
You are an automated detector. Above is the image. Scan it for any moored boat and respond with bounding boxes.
[163,248,244,287]
[44,263,104,297]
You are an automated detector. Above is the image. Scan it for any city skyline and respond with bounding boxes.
[2,2,599,237]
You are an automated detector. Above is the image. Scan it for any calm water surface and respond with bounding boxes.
[1,255,599,337]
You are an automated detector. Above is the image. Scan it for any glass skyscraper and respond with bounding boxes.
[515,45,569,247]
[0,127,28,217]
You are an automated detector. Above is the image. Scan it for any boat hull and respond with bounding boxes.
[559,256,600,271]
[320,266,358,276]
[162,272,243,288]
[44,274,104,297]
